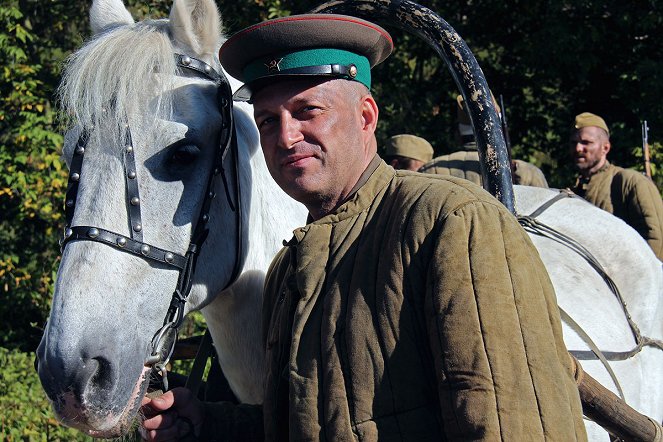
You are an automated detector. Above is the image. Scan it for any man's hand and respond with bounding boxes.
[139,387,205,442]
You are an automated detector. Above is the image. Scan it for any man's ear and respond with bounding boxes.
[360,94,379,135]
[602,140,611,157]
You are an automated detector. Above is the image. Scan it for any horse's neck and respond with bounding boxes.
[197,103,306,404]
[237,105,307,272]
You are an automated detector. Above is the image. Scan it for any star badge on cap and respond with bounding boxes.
[264,58,283,72]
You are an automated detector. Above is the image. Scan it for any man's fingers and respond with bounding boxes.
[139,414,195,442]
[142,390,177,412]
[142,410,178,431]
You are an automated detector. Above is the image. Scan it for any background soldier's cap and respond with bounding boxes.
[219,13,393,101]
[384,134,434,163]
[574,112,610,136]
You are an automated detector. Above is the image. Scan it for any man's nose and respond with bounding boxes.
[277,114,304,149]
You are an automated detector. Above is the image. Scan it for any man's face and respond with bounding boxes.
[390,157,424,172]
[252,78,376,215]
[569,126,610,176]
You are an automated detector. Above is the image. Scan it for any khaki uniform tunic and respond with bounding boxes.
[572,162,663,260]
[201,160,586,441]
[420,145,548,188]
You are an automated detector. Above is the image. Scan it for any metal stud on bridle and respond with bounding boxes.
[59,53,243,390]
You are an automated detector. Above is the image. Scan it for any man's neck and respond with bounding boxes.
[307,154,381,220]
[581,158,608,178]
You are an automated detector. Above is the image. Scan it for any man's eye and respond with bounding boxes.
[258,116,276,129]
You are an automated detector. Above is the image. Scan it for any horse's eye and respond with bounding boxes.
[169,144,200,166]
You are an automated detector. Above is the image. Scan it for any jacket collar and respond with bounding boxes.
[293,155,394,239]
[313,155,393,223]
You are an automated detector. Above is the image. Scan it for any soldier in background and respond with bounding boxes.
[570,112,663,260]
[382,134,434,171]
[420,94,549,188]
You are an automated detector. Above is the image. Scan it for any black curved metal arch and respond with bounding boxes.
[310,0,516,214]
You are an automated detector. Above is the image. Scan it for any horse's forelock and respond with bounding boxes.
[58,20,176,151]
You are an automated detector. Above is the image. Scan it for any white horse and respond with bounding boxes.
[36,0,307,436]
[35,0,662,440]
[514,185,663,440]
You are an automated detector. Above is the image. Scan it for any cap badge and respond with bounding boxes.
[348,64,358,78]
[264,58,283,72]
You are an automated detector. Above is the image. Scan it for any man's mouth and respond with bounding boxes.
[282,153,315,167]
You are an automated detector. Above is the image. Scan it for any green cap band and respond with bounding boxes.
[243,48,372,89]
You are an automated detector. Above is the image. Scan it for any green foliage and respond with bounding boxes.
[0,347,91,441]
[0,1,68,351]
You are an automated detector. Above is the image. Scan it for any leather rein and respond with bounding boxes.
[59,54,242,391]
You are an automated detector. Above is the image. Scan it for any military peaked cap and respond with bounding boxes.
[219,14,393,101]
[384,134,434,163]
[574,112,610,137]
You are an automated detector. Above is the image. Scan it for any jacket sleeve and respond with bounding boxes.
[425,200,586,441]
[622,173,663,260]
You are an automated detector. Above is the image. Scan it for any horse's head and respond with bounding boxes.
[35,0,250,436]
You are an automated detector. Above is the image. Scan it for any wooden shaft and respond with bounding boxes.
[644,142,652,179]
[570,355,662,442]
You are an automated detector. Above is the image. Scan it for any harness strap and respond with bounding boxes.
[518,189,663,365]
[559,308,625,400]
[123,129,143,241]
[526,188,574,218]
[63,134,86,229]
[63,225,187,269]
[185,329,214,397]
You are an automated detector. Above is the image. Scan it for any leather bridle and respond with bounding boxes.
[59,54,242,390]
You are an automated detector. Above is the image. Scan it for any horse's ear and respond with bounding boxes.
[90,0,135,35]
[169,0,223,57]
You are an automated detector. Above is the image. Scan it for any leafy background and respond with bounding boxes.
[1,0,661,439]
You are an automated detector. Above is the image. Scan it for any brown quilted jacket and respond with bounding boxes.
[420,147,548,188]
[572,162,663,260]
[200,160,586,441]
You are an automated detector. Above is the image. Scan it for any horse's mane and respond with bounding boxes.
[58,20,179,145]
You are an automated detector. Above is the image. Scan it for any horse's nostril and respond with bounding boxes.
[90,357,115,395]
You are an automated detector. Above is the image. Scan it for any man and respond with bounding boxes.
[420,95,549,188]
[382,134,434,171]
[141,14,586,441]
[570,112,663,260]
